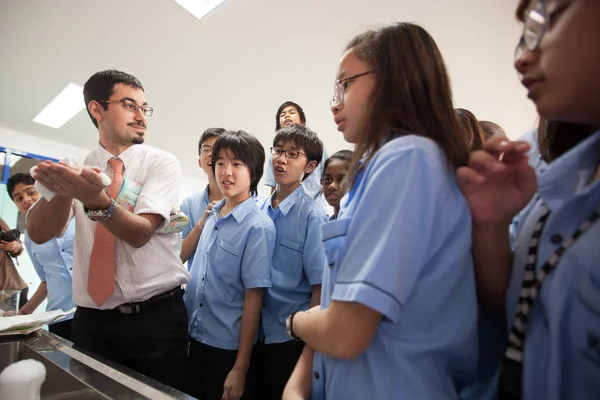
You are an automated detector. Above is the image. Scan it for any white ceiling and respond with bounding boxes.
[0,0,537,178]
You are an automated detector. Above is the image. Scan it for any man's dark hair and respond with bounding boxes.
[275,101,307,131]
[83,69,144,128]
[322,150,353,179]
[273,124,324,181]
[6,173,35,200]
[198,128,226,157]
[211,131,266,197]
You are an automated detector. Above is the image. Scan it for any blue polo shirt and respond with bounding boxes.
[184,197,275,350]
[312,134,478,399]
[506,131,600,400]
[259,185,327,343]
[24,219,76,321]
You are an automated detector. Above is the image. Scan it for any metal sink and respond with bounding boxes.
[0,332,196,399]
[0,341,106,399]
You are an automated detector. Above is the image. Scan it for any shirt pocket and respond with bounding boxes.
[321,218,351,269]
[570,270,600,398]
[276,238,303,268]
[214,239,240,279]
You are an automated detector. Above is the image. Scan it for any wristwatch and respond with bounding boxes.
[84,197,116,222]
[286,311,303,341]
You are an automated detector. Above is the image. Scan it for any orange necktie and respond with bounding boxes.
[87,157,123,306]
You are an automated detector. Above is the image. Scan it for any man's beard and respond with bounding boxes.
[132,137,144,145]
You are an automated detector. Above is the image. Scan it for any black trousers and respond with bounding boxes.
[253,340,305,400]
[48,318,73,341]
[186,338,256,400]
[71,289,188,392]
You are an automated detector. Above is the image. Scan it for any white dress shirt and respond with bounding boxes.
[70,144,190,309]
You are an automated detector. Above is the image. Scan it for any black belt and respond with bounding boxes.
[114,286,184,315]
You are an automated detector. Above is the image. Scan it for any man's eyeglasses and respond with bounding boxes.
[200,146,212,154]
[330,71,373,107]
[515,0,547,60]
[100,100,154,117]
[270,147,306,160]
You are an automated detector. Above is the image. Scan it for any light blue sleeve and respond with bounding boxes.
[332,147,442,323]
[303,209,328,285]
[264,156,276,188]
[25,240,46,283]
[180,196,195,240]
[240,219,275,289]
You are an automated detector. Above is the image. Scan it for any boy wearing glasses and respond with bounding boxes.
[180,128,225,269]
[26,69,190,391]
[254,124,327,399]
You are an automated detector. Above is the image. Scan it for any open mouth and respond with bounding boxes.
[221,180,234,186]
[274,166,285,174]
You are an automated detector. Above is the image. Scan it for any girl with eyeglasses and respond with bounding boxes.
[457,1,600,399]
[283,22,478,400]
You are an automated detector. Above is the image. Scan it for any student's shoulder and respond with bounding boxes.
[246,205,276,231]
[297,194,327,219]
[370,134,444,171]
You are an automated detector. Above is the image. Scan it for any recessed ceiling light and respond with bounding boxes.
[173,0,227,20]
[33,83,84,129]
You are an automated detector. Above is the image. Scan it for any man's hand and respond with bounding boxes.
[0,241,21,254]
[33,161,109,208]
[222,366,246,400]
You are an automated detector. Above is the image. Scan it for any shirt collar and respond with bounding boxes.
[211,196,256,224]
[538,130,600,211]
[268,185,306,216]
[94,144,140,172]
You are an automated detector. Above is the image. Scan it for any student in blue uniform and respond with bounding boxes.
[265,102,329,212]
[7,173,76,340]
[254,124,327,399]
[321,150,353,221]
[184,130,276,400]
[283,23,478,400]
[180,128,225,268]
[457,1,600,399]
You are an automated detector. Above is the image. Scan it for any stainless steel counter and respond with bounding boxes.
[0,330,197,399]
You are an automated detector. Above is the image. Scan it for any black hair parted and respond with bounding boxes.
[275,101,306,131]
[211,130,266,197]
[198,127,226,156]
[322,150,353,179]
[83,69,144,128]
[273,124,324,181]
[7,173,35,200]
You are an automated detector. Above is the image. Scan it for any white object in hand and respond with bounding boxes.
[30,157,112,201]
[0,359,47,400]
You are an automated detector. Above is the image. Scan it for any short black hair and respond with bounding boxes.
[198,128,226,157]
[83,69,144,128]
[322,150,353,179]
[275,101,307,131]
[7,173,35,200]
[273,124,323,182]
[211,130,265,197]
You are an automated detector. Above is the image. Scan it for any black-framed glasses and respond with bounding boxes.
[270,147,306,160]
[100,100,154,117]
[515,0,548,59]
[330,71,373,107]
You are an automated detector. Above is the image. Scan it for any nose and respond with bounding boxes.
[331,102,340,115]
[134,108,147,123]
[221,164,233,176]
[514,47,537,78]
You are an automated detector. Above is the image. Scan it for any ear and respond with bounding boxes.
[304,160,317,175]
[198,158,203,169]
[88,100,104,125]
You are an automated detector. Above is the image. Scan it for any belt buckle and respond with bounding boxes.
[117,304,141,314]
